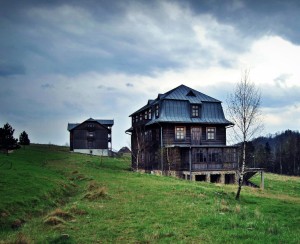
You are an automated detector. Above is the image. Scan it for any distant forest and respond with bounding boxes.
[245,130,300,176]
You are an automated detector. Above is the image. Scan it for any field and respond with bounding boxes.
[0,144,299,243]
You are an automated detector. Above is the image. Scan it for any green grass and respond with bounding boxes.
[0,145,299,243]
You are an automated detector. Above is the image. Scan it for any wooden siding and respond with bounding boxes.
[130,123,235,172]
[162,124,226,146]
[71,121,109,150]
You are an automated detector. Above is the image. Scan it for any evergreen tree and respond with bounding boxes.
[1,123,18,154]
[19,131,30,148]
[0,127,4,149]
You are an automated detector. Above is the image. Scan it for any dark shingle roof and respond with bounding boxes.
[67,118,114,131]
[146,100,232,125]
[161,84,220,103]
[129,84,233,126]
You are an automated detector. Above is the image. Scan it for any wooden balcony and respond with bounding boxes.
[192,163,238,171]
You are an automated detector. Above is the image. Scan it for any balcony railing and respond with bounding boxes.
[192,163,238,171]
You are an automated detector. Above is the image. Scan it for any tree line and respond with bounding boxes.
[245,130,300,176]
[0,123,30,154]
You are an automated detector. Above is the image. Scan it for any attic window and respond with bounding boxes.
[148,109,152,119]
[155,104,159,118]
[186,90,196,97]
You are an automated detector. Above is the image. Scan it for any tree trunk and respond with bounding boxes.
[236,141,246,200]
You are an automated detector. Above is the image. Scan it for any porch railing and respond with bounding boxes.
[192,163,238,170]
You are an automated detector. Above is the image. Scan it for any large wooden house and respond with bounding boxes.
[126,84,239,183]
[68,118,114,156]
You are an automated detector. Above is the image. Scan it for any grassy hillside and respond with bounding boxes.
[0,145,299,243]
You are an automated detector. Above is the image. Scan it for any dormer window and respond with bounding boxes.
[191,105,199,117]
[155,104,159,118]
[187,90,196,97]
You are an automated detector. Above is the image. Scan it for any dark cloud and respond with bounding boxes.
[41,83,54,89]
[0,63,25,76]
[97,85,116,91]
[126,83,134,87]
[0,0,255,76]
[186,0,300,45]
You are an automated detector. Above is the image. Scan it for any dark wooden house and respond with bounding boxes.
[126,84,239,183]
[68,118,114,156]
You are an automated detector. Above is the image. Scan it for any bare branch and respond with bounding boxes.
[226,69,263,200]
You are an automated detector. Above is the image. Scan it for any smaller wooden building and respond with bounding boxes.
[67,118,114,156]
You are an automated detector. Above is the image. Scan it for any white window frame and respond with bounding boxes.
[206,127,216,140]
[155,104,159,117]
[175,126,186,140]
[148,109,152,119]
[191,105,199,117]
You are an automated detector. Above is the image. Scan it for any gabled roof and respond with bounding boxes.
[160,84,220,103]
[146,100,233,126]
[128,84,233,126]
[130,84,220,117]
[67,118,114,131]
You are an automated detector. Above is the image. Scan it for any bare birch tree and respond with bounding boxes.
[132,126,145,171]
[227,70,263,200]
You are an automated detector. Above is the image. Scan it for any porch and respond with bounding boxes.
[164,144,238,171]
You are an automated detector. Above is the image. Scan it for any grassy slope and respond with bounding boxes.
[0,145,299,243]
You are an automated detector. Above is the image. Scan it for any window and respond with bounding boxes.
[191,105,199,117]
[135,115,138,122]
[175,126,186,140]
[148,109,152,119]
[140,113,143,121]
[155,104,159,117]
[87,123,95,131]
[144,110,148,119]
[207,127,216,140]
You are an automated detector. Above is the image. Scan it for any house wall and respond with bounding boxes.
[131,125,160,170]
[130,123,232,171]
[72,121,109,150]
[162,124,226,146]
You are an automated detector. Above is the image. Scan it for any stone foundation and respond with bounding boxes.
[132,169,239,185]
[73,149,109,156]
[182,170,238,184]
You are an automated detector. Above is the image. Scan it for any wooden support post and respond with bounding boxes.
[220,174,225,184]
[206,173,211,183]
[189,147,192,181]
[261,171,264,190]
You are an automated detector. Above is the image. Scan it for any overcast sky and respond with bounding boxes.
[1,0,300,150]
